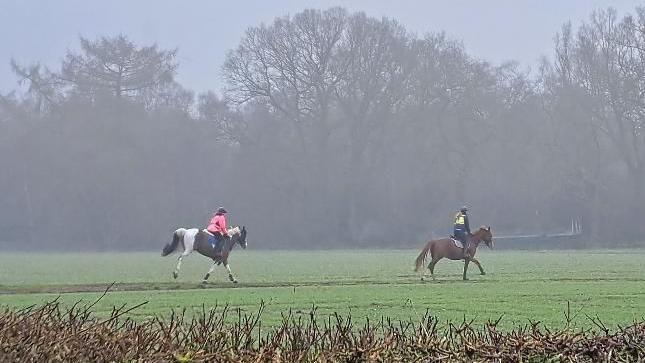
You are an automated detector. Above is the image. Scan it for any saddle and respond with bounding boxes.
[449,236,464,249]
[203,230,222,252]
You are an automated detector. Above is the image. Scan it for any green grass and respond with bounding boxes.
[1,249,644,329]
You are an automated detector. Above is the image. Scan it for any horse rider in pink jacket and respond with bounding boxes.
[207,207,229,252]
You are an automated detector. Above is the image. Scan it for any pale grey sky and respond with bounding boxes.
[1,0,642,94]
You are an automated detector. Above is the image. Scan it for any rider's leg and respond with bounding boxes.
[214,234,223,252]
[455,230,467,258]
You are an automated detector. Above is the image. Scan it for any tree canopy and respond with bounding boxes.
[1,7,644,250]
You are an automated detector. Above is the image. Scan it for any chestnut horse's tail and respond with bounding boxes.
[414,241,433,272]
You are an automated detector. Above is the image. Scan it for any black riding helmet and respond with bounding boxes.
[216,207,227,214]
[460,206,468,213]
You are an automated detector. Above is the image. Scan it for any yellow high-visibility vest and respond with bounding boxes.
[454,212,465,226]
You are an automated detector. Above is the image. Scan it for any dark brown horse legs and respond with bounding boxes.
[462,259,470,280]
[470,258,486,275]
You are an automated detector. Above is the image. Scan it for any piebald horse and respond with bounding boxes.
[161,226,247,283]
[414,226,493,281]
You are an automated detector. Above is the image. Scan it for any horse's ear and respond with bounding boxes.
[487,226,491,231]
[242,225,246,232]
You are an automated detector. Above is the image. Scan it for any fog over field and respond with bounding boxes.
[1,1,644,250]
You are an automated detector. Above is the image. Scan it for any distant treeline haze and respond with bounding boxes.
[1,7,643,249]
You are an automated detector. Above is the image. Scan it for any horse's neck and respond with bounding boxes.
[469,232,483,244]
[223,232,238,252]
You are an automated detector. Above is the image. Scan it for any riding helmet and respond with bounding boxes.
[460,206,468,212]
[217,207,227,214]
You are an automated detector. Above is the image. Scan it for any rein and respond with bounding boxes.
[222,228,242,254]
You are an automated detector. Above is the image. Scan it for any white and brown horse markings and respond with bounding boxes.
[161,226,247,283]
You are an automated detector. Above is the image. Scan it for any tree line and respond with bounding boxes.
[1,7,643,250]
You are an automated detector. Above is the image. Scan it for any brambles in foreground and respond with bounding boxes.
[1,297,644,362]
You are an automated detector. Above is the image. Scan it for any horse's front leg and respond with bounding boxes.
[470,258,486,275]
[224,261,238,284]
[202,260,217,283]
[462,259,470,281]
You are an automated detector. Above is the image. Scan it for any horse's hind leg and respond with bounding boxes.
[471,258,486,275]
[422,257,440,281]
[202,261,217,283]
[428,257,441,280]
[173,252,189,279]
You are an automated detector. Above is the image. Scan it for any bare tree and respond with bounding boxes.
[139,80,194,114]
[540,7,645,240]
[224,8,355,240]
[577,12,643,197]
[333,13,412,238]
[224,8,351,126]
[198,91,245,142]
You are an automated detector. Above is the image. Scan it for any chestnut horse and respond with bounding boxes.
[414,226,493,281]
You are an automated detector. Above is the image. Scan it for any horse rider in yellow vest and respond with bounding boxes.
[454,206,471,258]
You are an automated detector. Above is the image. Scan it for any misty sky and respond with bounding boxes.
[1,0,642,94]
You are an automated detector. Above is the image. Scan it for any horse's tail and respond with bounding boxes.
[414,241,433,272]
[161,229,184,256]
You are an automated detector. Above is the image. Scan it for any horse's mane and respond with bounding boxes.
[476,226,491,233]
[227,226,241,236]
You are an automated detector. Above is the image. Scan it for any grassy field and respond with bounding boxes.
[1,249,644,330]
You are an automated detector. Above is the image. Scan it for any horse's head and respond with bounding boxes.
[477,226,494,249]
[229,225,248,249]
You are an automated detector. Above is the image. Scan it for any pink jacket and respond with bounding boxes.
[207,214,228,236]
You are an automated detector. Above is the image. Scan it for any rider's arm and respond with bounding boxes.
[206,216,217,233]
[219,216,229,236]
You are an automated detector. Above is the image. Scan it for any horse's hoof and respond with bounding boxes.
[232,280,238,284]
[172,272,178,279]
[420,276,425,281]
[481,272,486,275]
[201,280,208,284]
